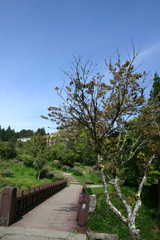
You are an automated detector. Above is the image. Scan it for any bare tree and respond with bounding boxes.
[42,48,154,239]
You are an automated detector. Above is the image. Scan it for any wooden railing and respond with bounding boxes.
[76,178,90,233]
[0,179,67,226]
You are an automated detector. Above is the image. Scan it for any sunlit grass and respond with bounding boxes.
[0,161,53,193]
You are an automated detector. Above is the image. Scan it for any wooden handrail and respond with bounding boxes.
[0,179,67,226]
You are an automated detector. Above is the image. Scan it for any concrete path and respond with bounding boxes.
[61,173,79,184]
[0,226,86,240]
[11,184,82,232]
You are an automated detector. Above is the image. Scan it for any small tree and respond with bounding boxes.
[43,48,153,239]
[18,135,48,179]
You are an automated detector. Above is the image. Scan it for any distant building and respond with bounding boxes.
[17,137,31,142]
[17,134,54,146]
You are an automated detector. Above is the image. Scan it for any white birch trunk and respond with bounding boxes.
[37,170,41,180]
[98,154,155,240]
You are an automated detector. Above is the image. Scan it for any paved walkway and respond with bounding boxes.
[11,184,82,232]
[0,227,86,240]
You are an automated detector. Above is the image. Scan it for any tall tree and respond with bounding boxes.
[35,128,46,136]
[145,72,160,210]
[150,72,160,100]
[43,48,153,240]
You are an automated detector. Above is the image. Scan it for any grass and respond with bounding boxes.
[0,160,101,193]
[1,160,159,239]
[66,166,102,185]
[48,161,102,185]
[0,160,56,199]
[86,185,160,240]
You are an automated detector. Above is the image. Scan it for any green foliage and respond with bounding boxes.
[49,128,96,166]
[52,170,64,180]
[6,140,16,159]
[35,127,46,136]
[53,160,62,168]
[0,125,46,143]
[1,169,14,177]
[0,141,7,160]
[33,152,48,179]
[0,161,53,192]
[50,141,79,166]
[68,166,102,184]
[19,153,33,165]
[40,165,55,178]
[17,135,49,179]
[150,72,160,100]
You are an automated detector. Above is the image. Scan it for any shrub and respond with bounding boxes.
[72,166,83,176]
[53,170,64,180]
[74,162,81,166]
[19,154,33,166]
[62,165,71,171]
[0,161,9,169]
[47,171,55,178]
[40,166,55,179]
[1,169,14,177]
[8,159,19,164]
[53,160,61,168]
[72,166,83,173]
[89,168,99,176]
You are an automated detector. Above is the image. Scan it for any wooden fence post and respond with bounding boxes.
[0,187,17,226]
[76,179,90,233]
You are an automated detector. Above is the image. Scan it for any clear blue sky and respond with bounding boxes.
[0,0,160,133]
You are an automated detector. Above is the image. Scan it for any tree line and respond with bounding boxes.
[0,126,46,142]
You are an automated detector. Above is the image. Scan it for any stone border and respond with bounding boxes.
[87,231,118,240]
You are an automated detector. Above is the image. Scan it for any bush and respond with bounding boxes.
[1,169,14,177]
[19,154,33,166]
[53,160,62,168]
[72,166,83,176]
[72,166,83,173]
[62,165,71,171]
[0,161,9,169]
[53,170,64,180]
[89,168,99,176]
[8,159,19,164]
[40,166,55,179]
[74,162,81,166]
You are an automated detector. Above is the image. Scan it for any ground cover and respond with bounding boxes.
[48,161,102,185]
[86,186,160,240]
[0,160,57,200]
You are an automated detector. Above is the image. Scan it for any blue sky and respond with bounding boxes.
[0,0,160,133]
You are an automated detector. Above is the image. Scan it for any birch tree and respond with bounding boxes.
[100,118,156,239]
[43,48,154,239]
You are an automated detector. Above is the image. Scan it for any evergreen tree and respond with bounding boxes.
[150,72,160,100]
[35,127,46,136]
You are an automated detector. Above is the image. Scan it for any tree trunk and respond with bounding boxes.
[129,226,140,240]
[37,171,40,180]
